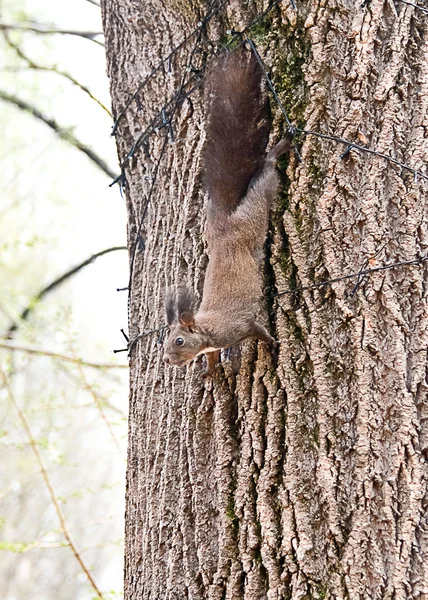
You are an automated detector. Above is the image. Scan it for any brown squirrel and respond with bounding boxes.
[163,48,294,376]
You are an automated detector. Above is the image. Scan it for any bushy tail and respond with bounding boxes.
[203,48,270,219]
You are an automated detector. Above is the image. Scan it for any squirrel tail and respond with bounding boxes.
[203,48,270,219]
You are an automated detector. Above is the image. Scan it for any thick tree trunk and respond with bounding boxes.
[101,0,428,598]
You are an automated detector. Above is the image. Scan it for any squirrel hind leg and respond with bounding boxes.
[251,323,280,361]
[251,322,276,346]
[266,127,296,165]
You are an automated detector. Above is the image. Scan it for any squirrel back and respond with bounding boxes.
[203,48,270,220]
[163,49,295,377]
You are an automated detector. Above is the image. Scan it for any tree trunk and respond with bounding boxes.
[101,0,428,598]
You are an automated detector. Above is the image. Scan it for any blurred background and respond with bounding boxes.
[0,0,129,598]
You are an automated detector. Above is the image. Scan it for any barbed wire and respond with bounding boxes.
[247,38,428,182]
[110,0,289,136]
[114,0,428,354]
[111,0,427,137]
[111,0,288,185]
[124,2,222,351]
[110,70,202,186]
[114,253,428,353]
[275,255,428,298]
[112,24,428,191]
[110,0,227,135]
[113,326,168,356]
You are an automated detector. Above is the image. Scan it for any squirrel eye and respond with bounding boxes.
[175,337,184,346]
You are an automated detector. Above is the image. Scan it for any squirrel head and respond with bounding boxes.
[163,287,205,367]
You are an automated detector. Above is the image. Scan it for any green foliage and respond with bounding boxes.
[0,540,40,553]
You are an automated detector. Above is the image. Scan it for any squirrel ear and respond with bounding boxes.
[179,311,195,329]
[165,289,177,326]
[176,286,197,328]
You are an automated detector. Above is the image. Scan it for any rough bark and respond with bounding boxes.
[101,0,428,598]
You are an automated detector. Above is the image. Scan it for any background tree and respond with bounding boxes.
[101,0,428,598]
[0,0,128,597]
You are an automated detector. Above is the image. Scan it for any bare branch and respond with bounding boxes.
[0,340,128,369]
[3,33,111,116]
[0,90,118,179]
[75,361,125,454]
[0,22,104,45]
[0,366,104,598]
[57,362,127,418]
[5,246,127,338]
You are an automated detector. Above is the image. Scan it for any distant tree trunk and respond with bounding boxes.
[101,0,428,598]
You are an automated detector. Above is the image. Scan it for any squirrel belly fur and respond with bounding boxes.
[163,48,294,375]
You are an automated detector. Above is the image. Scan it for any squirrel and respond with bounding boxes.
[163,47,294,376]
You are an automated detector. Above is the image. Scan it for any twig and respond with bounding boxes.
[5,246,127,337]
[0,22,104,45]
[0,90,117,179]
[55,362,127,418]
[3,33,111,116]
[0,339,128,369]
[75,361,124,454]
[0,366,104,598]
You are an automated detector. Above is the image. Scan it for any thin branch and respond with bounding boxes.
[85,0,101,6]
[0,366,104,598]
[56,362,127,418]
[75,361,125,454]
[5,246,127,337]
[0,90,117,179]
[3,33,111,116]
[0,22,104,46]
[0,340,128,369]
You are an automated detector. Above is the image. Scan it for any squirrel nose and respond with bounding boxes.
[163,356,170,364]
